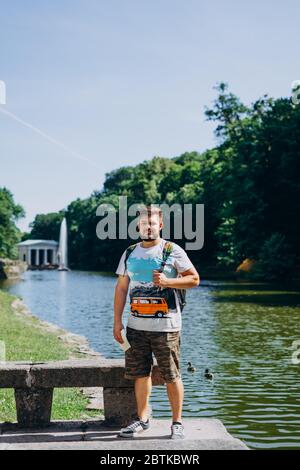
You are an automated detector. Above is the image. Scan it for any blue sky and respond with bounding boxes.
[0,0,299,231]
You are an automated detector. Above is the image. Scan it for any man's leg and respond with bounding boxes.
[150,331,183,422]
[134,376,152,421]
[166,377,184,422]
[124,327,153,422]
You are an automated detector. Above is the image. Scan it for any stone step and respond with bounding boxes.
[0,418,248,450]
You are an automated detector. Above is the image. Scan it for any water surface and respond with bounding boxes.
[1,270,300,449]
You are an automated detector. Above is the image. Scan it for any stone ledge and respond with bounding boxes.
[0,258,27,280]
[0,359,165,388]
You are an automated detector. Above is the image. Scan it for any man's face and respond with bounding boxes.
[138,214,162,240]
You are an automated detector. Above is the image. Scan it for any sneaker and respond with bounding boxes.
[171,422,185,439]
[118,417,150,438]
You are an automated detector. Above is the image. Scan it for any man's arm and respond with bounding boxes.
[153,267,200,289]
[113,274,130,343]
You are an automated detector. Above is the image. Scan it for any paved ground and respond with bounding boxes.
[0,418,248,450]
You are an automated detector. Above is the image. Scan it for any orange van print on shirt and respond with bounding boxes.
[130,297,169,318]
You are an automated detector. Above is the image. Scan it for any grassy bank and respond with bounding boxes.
[0,289,101,422]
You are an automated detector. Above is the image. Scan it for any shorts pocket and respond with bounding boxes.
[166,331,180,342]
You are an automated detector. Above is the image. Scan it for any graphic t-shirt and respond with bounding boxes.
[115,238,195,332]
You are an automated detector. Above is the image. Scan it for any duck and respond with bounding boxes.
[187,361,196,372]
[204,368,214,380]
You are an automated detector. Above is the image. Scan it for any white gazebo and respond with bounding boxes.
[17,240,59,267]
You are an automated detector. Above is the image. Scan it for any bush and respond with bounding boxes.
[251,233,296,281]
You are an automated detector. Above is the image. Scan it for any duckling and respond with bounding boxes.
[187,361,196,372]
[204,368,214,380]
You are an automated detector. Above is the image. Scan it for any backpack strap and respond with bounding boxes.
[159,241,187,311]
[158,241,174,272]
[123,242,139,275]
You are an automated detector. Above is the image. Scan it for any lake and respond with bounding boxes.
[1,270,300,449]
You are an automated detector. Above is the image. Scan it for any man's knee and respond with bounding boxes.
[165,375,182,385]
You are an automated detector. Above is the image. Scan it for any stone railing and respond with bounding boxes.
[0,359,164,428]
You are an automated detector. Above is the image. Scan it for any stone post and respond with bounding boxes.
[14,388,54,428]
[103,387,137,427]
[103,387,152,427]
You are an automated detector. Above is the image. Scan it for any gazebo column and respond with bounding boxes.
[36,250,40,266]
[27,249,31,266]
[44,249,48,265]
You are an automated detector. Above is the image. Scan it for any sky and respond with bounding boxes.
[0,0,299,231]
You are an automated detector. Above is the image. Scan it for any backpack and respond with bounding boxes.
[123,240,187,311]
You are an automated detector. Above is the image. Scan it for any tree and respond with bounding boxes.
[0,187,25,258]
[29,212,65,241]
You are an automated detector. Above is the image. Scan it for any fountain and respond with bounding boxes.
[57,218,69,271]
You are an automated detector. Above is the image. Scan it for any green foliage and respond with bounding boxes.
[29,212,65,240]
[205,83,300,277]
[251,233,296,281]
[0,187,24,258]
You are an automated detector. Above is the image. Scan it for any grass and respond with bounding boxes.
[0,289,102,422]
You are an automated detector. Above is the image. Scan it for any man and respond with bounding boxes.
[114,206,200,439]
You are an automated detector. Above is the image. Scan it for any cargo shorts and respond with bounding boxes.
[124,326,181,383]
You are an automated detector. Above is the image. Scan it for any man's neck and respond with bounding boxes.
[140,237,162,248]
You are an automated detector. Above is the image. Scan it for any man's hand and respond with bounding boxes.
[113,321,124,344]
[153,267,200,289]
[153,270,169,287]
